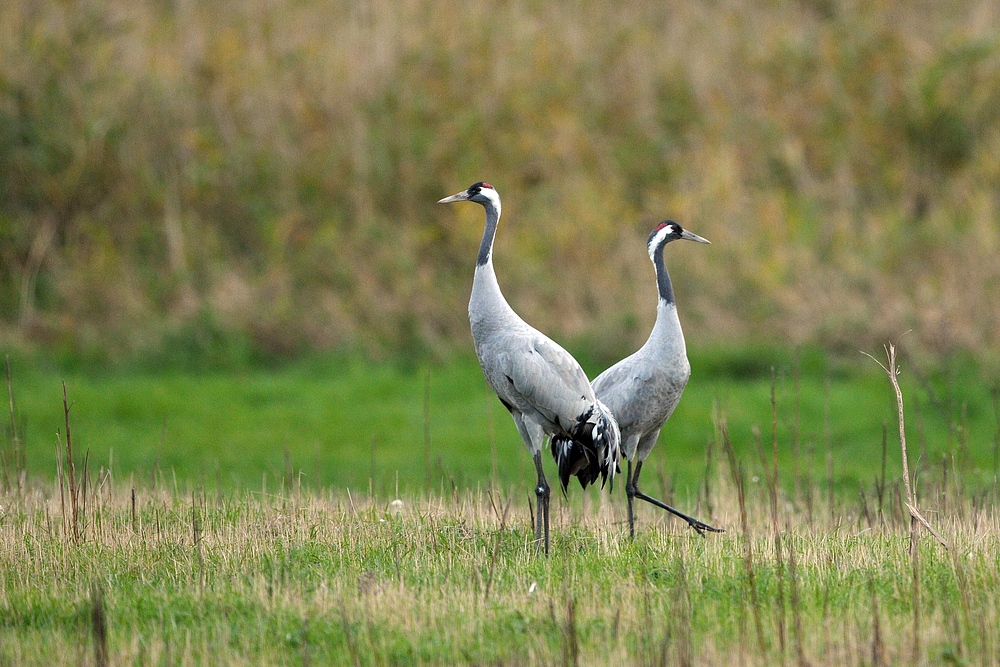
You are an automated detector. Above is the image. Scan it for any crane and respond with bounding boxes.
[551,221,723,538]
[438,182,621,554]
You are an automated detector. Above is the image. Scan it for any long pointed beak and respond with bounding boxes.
[437,191,470,204]
[680,229,710,244]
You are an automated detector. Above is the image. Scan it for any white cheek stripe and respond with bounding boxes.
[483,188,502,210]
[647,226,671,260]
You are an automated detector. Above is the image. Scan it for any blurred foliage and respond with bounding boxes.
[1,0,1000,366]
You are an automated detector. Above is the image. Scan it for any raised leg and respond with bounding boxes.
[533,451,551,554]
[630,460,724,537]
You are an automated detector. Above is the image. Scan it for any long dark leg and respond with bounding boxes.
[632,461,724,537]
[626,459,637,540]
[533,452,551,555]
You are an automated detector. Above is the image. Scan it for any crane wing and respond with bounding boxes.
[593,349,689,438]
[592,354,654,432]
[494,330,595,432]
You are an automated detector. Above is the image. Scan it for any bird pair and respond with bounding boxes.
[439,182,723,554]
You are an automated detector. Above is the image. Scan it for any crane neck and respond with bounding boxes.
[470,198,519,335]
[652,245,675,305]
[477,200,501,267]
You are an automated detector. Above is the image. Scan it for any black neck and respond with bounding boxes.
[653,247,674,304]
[477,201,500,266]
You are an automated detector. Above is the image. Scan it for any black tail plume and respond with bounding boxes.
[550,402,621,492]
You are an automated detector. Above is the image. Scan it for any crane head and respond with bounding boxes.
[647,221,710,261]
[438,182,500,208]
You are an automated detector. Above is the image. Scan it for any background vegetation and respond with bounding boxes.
[2,0,1000,368]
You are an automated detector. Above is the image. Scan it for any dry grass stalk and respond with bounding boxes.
[824,377,834,524]
[91,583,109,667]
[424,368,431,491]
[5,355,25,492]
[911,531,921,664]
[702,435,714,519]
[61,381,80,543]
[863,342,948,552]
[721,415,766,655]
[788,533,809,667]
[80,448,90,540]
[192,490,204,587]
[563,597,579,667]
[483,488,512,603]
[673,549,694,667]
[769,368,787,664]
[792,350,801,502]
[876,422,887,524]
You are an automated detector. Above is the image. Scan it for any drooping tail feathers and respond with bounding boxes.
[550,400,621,492]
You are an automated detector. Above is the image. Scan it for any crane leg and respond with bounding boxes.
[533,452,551,555]
[630,461,724,537]
[626,459,637,540]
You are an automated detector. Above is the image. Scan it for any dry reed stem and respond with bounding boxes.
[423,368,431,492]
[5,354,22,492]
[61,381,79,543]
[769,368,787,664]
[720,415,766,655]
[862,342,948,551]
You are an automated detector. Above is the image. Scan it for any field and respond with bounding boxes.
[2,347,999,493]
[2,349,1000,664]
[4,0,1000,662]
[2,478,998,665]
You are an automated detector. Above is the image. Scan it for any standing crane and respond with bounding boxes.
[551,221,723,538]
[438,182,621,554]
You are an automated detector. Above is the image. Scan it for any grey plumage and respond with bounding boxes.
[594,222,703,465]
[438,182,621,553]
[553,220,722,537]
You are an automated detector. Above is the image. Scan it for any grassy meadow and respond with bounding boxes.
[4,0,1000,663]
[2,346,1000,664]
[2,430,999,665]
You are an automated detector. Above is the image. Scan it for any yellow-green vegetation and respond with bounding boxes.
[2,0,1000,364]
[2,464,998,665]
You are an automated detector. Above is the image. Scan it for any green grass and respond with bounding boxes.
[2,349,999,664]
[3,348,998,497]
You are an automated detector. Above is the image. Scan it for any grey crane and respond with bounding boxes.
[438,181,621,554]
[551,221,723,538]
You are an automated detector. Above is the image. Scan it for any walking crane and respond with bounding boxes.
[438,182,621,553]
[552,221,723,537]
